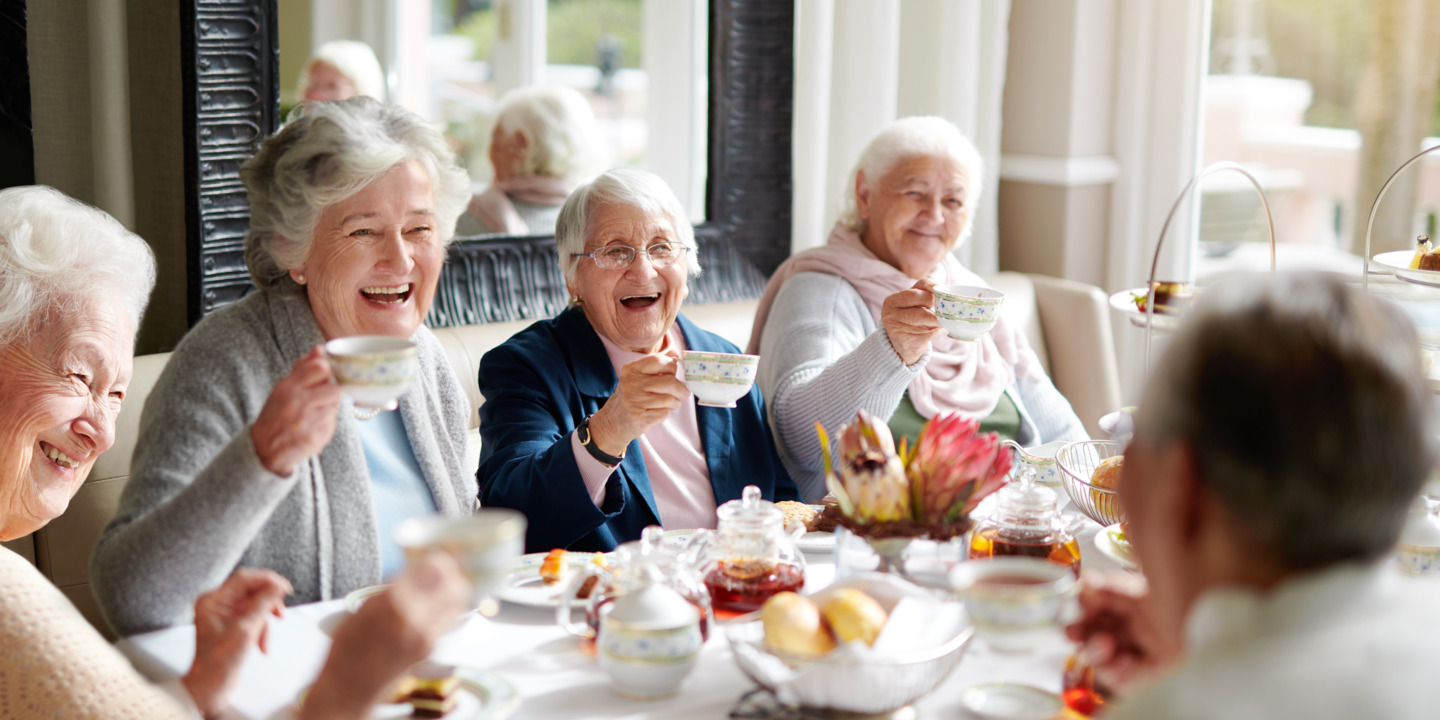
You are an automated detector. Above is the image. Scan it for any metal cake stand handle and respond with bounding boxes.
[1360,143,1440,291]
[1142,161,1277,373]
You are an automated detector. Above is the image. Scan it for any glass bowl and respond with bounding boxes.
[1056,440,1126,526]
[725,574,973,715]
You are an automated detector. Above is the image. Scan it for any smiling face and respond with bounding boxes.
[302,60,358,102]
[291,161,444,340]
[0,301,133,540]
[856,155,971,280]
[489,124,529,182]
[568,203,689,353]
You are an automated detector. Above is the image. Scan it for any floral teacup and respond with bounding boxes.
[932,285,1005,341]
[1003,440,1069,489]
[681,351,759,408]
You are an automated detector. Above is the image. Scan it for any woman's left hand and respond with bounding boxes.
[182,568,292,717]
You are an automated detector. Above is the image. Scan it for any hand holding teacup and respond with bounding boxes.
[881,280,948,365]
[588,352,690,457]
[251,345,344,476]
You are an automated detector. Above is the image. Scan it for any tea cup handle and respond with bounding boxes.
[556,563,604,638]
[1002,440,1024,476]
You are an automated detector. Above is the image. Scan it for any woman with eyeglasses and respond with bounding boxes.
[476,168,798,552]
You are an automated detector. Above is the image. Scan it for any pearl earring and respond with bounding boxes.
[296,274,306,284]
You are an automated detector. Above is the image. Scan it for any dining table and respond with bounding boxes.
[117,518,1125,720]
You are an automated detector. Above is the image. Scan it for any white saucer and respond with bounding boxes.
[1094,523,1139,572]
[959,683,1063,720]
[1108,288,1182,331]
[493,551,602,608]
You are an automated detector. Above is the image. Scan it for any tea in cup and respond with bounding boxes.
[1004,440,1069,489]
[394,509,526,605]
[949,557,1077,652]
[680,350,759,408]
[325,335,418,410]
[932,285,1005,341]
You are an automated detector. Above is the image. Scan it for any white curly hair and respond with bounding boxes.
[555,167,700,286]
[0,186,156,349]
[839,116,985,243]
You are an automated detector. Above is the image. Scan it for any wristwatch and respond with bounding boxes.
[576,414,626,467]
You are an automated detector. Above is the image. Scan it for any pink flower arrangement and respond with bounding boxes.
[818,410,1013,538]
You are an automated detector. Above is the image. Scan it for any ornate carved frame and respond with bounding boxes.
[182,0,793,327]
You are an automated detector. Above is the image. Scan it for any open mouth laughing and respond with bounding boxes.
[361,283,413,305]
[620,293,661,309]
[40,441,80,470]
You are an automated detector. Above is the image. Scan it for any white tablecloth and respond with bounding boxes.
[117,521,1121,720]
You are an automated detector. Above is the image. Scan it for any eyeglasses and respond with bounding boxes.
[574,242,689,270]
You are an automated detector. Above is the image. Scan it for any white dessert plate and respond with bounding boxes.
[493,551,602,608]
[1094,522,1139,572]
[959,683,1063,720]
[1108,288,1181,331]
[795,531,836,553]
[1372,250,1440,288]
[298,666,520,719]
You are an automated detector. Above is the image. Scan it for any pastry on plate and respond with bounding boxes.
[540,548,568,586]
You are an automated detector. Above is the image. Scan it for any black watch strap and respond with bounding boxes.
[576,415,626,466]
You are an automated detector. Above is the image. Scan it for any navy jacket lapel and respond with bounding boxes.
[555,307,662,524]
[676,315,742,504]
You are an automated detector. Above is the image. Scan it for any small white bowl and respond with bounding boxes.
[325,336,418,410]
[681,350,759,408]
[932,285,1005,341]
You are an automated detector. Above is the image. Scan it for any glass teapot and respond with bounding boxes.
[690,485,806,615]
[968,469,1082,576]
[558,526,712,644]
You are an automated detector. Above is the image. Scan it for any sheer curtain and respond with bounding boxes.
[791,0,1012,275]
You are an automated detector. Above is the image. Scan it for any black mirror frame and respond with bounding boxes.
[182,0,793,327]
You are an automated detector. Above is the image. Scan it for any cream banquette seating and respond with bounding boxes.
[7,272,1119,637]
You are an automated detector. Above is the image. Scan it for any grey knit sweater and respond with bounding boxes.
[756,272,1088,501]
[90,290,474,635]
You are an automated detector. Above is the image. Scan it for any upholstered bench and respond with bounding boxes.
[11,272,1118,637]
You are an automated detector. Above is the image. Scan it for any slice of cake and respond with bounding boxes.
[405,661,461,718]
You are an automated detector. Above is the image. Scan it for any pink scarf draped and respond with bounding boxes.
[466,176,574,235]
[748,223,1041,420]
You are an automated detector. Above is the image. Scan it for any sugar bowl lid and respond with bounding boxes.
[606,576,699,630]
[716,485,782,526]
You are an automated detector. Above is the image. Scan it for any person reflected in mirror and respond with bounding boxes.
[90,98,476,636]
[751,116,1086,501]
[457,85,608,237]
[299,40,386,103]
[477,168,798,553]
[1066,273,1440,719]
[0,186,470,720]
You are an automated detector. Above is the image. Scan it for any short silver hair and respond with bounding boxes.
[0,186,155,348]
[241,97,472,290]
[494,85,606,184]
[1136,272,1435,570]
[555,167,701,286]
[839,116,984,242]
[300,40,387,101]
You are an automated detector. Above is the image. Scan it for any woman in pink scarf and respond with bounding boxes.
[750,117,1086,500]
[459,85,607,236]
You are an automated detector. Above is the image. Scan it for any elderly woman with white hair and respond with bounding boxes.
[478,167,798,553]
[751,116,1086,500]
[92,97,477,636]
[0,187,469,719]
[300,39,386,102]
[458,84,607,236]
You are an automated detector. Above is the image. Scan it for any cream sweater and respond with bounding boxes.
[0,548,194,719]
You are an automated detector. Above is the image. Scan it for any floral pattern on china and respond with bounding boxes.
[680,351,759,384]
[933,293,1003,323]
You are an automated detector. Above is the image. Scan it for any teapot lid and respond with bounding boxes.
[606,578,699,629]
[995,470,1058,517]
[716,485,782,526]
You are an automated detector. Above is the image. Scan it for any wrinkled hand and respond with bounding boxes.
[1064,572,1181,697]
[881,280,946,366]
[588,352,689,457]
[182,568,292,717]
[300,552,470,720]
[251,345,343,476]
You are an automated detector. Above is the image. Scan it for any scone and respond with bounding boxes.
[776,500,817,533]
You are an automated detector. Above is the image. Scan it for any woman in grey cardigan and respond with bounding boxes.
[92,98,477,635]
[751,117,1087,501]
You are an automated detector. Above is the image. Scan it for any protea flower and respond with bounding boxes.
[904,412,1012,525]
[817,410,909,522]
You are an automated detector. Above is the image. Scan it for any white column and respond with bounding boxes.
[819,0,901,249]
[491,0,546,97]
[643,0,708,221]
[388,0,432,116]
[89,0,134,229]
[791,0,836,253]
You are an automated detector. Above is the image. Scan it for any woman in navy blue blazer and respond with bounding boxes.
[478,168,799,552]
